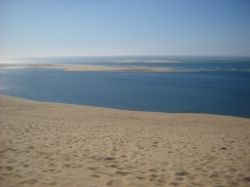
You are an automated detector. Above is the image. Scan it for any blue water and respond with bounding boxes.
[1,58,250,118]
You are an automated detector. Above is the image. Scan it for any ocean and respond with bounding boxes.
[1,56,250,117]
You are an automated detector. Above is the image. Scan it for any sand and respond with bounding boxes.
[0,64,172,72]
[0,96,250,187]
[2,63,249,73]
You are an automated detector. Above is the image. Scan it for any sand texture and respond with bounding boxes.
[0,96,250,187]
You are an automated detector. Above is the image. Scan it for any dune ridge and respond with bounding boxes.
[0,96,250,187]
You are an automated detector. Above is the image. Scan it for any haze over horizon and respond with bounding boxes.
[0,0,250,59]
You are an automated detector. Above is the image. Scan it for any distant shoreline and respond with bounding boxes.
[1,63,250,72]
[0,63,172,72]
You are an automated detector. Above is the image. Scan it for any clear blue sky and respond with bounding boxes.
[0,0,250,58]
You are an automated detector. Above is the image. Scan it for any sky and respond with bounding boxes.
[0,0,250,58]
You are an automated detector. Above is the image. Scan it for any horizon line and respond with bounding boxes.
[1,54,250,59]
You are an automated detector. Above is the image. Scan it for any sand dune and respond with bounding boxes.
[0,96,250,187]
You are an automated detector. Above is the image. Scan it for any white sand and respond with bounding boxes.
[0,96,250,187]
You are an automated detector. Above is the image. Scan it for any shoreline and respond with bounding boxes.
[1,95,249,119]
[0,63,172,72]
[0,95,250,187]
[1,63,249,73]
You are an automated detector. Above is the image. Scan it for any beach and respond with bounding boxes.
[0,95,250,187]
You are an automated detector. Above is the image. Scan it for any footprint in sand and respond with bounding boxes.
[243,176,250,182]
[115,170,130,176]
[5,166,14,171]
[90,173,101,178]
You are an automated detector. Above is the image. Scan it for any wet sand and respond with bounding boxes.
[0,96,250,187]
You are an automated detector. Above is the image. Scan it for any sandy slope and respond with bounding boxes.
[0,96,250,187]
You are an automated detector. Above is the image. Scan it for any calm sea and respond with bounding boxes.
[1,56,250,117]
